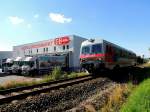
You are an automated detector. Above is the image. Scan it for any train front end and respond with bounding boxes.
[80,39,105,73]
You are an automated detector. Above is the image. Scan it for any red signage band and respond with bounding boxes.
[21,36,70,50]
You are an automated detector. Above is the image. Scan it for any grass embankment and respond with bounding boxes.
[99,83,134,112]
[0,67,88,91]
[100,63,150,112]
[120,78,150,112]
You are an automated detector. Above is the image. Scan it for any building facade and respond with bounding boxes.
[13,35,87,70]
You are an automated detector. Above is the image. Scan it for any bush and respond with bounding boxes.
[51,67,62,80]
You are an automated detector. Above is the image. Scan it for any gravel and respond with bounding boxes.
[0,77,115,112]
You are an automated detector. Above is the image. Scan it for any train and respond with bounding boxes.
[2,38,137,75]
[80,39,137,73]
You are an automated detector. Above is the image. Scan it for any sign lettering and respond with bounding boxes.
[21,36,70,50]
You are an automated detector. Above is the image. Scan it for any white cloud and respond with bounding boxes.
[34,14,39,18]
[49,13,72,23]
[27,24,32,29]
[8,16,24,25]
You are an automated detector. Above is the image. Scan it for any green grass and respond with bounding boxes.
[120,78,150,112]
[0,68,88,91]
[43,67,62,82]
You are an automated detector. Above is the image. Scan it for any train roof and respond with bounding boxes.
[81,38,136,55]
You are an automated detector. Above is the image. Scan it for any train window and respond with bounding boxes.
[106,45,109,53]
[92,44,102,54]
[106,45,113,53]
[81,46,90,54]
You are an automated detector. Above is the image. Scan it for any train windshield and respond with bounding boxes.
[92,44,102,54]
[81,46,90,54]
[81,44,102,55]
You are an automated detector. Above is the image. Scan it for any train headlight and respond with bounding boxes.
[80,59,85,62]
[98,58,102,60]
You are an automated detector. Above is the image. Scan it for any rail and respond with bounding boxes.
[0,75,92,105]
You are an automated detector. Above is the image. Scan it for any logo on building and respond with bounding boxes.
[54,36,70,45]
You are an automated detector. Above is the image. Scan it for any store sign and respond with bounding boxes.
[21,36,70,50]
[54,36,70,45]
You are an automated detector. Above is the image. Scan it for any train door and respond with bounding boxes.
[105,44,114,63]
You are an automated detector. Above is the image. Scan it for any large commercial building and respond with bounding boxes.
[13,35,87,70]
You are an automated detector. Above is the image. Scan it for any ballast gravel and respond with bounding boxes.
[0,77,116,112]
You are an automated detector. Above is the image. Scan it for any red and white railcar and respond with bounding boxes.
[80,39,136,73]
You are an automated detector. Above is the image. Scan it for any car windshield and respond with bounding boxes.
[23,61,34,67]
[92,44,102,54]
[13,61,24,66]
[81,46,90,55]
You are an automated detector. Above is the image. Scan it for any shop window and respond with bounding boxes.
[54,46,56,51]
[37,49,38,53]
[63,45,65,50]
[46,48,48,52]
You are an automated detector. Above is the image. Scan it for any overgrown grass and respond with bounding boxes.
[120,78,150,112]
[0,79,39,90]
[139,62,150,67]
[43,67,62,82]
[100,83,134,112]
[0,68,88,91]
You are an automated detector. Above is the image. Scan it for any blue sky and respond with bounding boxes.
[0,0,150,57]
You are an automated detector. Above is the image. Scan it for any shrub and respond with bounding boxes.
[51,67,62,80]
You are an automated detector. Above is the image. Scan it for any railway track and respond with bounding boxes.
[0,75,93,105]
